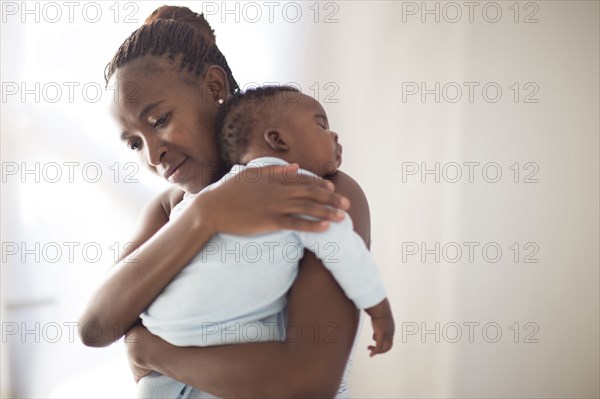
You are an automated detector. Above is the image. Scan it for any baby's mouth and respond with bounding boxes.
[335,144,343,166]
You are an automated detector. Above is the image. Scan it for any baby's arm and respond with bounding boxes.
[365,298,395,356]
[298,173,396,356]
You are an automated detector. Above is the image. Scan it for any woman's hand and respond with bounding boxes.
[191,164,350,235]
[125,324,160,383]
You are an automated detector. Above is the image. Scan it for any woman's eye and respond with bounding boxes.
[153,114,168,128]
[129,141,141,151]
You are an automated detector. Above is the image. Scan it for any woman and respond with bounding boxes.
[79,5,372,397]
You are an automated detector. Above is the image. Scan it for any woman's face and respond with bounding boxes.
[110,56,224,194]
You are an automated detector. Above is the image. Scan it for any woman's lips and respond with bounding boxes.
[165,158,188,183]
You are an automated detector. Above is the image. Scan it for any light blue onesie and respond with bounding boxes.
[137,157,383,398]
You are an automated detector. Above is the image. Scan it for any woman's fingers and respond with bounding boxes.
[277,216,331,232]
[284,199,346,222]
[284,184,350,210]
[253,165,351,211]
[198,164,351,235]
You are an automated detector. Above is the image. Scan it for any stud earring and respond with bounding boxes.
[217,98,224,105]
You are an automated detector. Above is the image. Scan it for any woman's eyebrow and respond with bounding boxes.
[138,100,165,119]
[120,131,130,142]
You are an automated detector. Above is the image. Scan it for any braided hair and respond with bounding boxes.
[215,85,301,167]
[104,5,239,93]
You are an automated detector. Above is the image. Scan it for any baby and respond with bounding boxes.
[140,86,395,358]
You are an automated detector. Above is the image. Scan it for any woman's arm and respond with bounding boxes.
[78,186,210,347]
[78,165,348,347]
[128,171,370,397]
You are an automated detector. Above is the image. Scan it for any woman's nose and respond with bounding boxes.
[330,131,339,142]
[145,137,167,166]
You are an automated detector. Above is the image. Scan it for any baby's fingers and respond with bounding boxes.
[367,344,378,357]
[379,336,394,354]
[368,334,394,357]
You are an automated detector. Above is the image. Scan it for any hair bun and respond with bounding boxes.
[144,5,215,46]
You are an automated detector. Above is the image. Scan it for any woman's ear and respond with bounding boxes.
[264,129,290,152]
[202,65,228,103]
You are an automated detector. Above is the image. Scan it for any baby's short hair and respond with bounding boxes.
[216,85,301,167]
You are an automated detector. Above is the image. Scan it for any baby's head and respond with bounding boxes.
[216,86,342,177]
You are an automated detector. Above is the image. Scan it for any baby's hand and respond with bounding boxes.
[368,315,395,357]
[365,298,395,357]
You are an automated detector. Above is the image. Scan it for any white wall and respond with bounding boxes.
[1,1,598,397]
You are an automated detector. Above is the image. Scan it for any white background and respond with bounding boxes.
[1,1,599,397]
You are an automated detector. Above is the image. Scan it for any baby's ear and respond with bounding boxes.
[264,129,290,152]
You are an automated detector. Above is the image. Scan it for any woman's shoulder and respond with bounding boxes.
[137,187,185,228]
[158,186,187,215]
[117,187,186,262]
